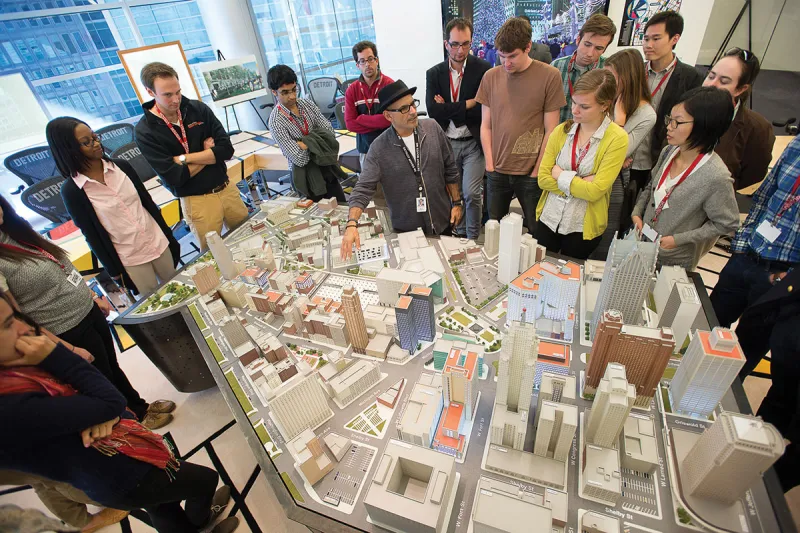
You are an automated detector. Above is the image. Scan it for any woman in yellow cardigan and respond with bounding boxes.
[535,69,629,259]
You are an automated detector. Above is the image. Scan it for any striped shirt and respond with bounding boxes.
[267,98,334,168]
[552,54,606,122]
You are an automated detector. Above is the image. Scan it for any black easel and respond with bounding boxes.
[215,49,269,132]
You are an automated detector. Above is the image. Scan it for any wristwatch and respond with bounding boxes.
[452,199,463,206]
[178,154,187,165]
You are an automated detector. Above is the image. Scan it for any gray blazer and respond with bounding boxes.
[349,119,460,235]
[632,146,739,270]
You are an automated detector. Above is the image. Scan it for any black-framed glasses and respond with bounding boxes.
[78,133,101,148]
[447,41,471,50]
[664,115,693,129]
[387,99,420,115]
[727,47,755,64]
[278,86,299,96]
[356,56,377,66]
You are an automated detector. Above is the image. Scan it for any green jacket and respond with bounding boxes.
[293,127,347,198]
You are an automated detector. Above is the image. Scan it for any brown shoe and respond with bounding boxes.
[142,412,173,430]
[147,400,177,414]
[211,516,239,533]
[82,508,130,533]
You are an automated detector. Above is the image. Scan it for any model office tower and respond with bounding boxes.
[206,231,241,280]
[585,310,675,407]
[535,372,576,428]
[341,286,368,354]
[395,286,436,354]
[681,412,784,505]
[497,213,523,284]
[267,371,333,440]
[656,272,702,350]
[590,234,658,339]
[670,328,746,417]
[192,264,221,295]
[483,219,500,258]
[534,400,578,461]
[585,363,636,448]
[219,317,249,349]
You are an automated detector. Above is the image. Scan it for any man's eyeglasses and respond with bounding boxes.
[278,86,299,96]
[79,133,101,148]
[447,41,471,50]
[664,115,694,129]
[387,99,420,115]
[356,56,378,66]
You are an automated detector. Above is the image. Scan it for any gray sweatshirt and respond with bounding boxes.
[632,146,739,270]
[348,119,460,235]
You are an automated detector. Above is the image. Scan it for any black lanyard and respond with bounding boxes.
[396,128,424,195]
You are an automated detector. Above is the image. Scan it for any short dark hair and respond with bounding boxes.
[676,87,734,154]
[445,17,473,40]
[518,15,531,24]
[267,64,298,91]
[579,13,617,41]
[352,40,378,62]
[140,62,178,91]
[644,10,684,44]
[46,116,97,179]
[495,17,531,54]
[722,47,761,102]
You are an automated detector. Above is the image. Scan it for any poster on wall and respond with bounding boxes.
[0,72,51,155]
[198,55,266,108]
[617,0,683,47]
[441,0,610,62]
[118,41,200,103]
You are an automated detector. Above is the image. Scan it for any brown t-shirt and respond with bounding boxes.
[475,61,566,175]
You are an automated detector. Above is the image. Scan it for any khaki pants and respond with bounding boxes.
[0,470,96,528]
[180,182,248,251]
[125,246,177,295]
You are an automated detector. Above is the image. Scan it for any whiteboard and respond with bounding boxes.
[0,72,50,154]
[118,41,200,103]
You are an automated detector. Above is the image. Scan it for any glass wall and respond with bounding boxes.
[249,0,376,91]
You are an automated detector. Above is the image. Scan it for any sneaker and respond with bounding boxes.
[147,400,177,414]
[211,516,239,533]
[208,486,232,524]
[141,412,173,430]
[82,508,130,533]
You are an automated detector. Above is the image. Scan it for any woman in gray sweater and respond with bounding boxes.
[632,87,739,270]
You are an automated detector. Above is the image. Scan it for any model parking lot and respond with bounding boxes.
[454,264,505,307]
[621,467,660,518]
[317,444,375,509]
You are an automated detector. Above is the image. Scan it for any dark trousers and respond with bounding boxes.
[629,168,651,191]
[105,461,219,532]
[535,223,602,260]
[59,304,149,420]
[710,253,775,329]
[307,167,346,203]
[487,171,541,233]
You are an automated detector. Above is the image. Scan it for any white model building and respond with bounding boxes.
[329,235,388,268]
[621,415,659,473]
[518,233,545,272]
[206,231,243,280]
[442,344,480,420]
[288,428,334,486]
[266,370,333,441]
[535,372,576,428]
[205,297,229,324]
[396,373,443,448]
[322,432,351,462]
[191,264,221,295]
[590,233,658,339]
[375,267,441,307]
[582,444,622,504]
[497,213,523,284]
[219,316,249,349]
[581,511,620,533]
[217,280,249,308]
[396,228,430,260]
[534,400,578,462]
[471,476,553,533]
[681,412,785,505]
[261,197,295,225]
[585,363,636,448]
[483,219,500,259]
[653,265,688,312]
[363,439,458,533]
[657,280,701,350]
[326,359,381,407]
[670,328,746,417]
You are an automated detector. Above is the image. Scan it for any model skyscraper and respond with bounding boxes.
[395,285,435,354]
[341,286,368,354]
[206,230,243,280]
[585,363,636,448]
[534,400,577,461]
[483,219,500,259]
[657,280,701,351]
[497,213,523,284]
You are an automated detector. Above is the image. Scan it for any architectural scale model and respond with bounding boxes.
[125,199,786,533]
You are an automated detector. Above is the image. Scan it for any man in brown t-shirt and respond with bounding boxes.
[476,17,566,233]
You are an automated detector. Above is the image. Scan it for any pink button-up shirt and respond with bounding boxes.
[73,161,169,267]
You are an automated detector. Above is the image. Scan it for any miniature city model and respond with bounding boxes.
[139,202,788,533]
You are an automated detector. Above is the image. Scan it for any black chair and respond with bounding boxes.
[20,176,70,224]
[334,102,346,130]
[4,146,57,195]
[97,123,135,156]
[307,77,340,119]
[341,78,358,94]
[110,142,157,183]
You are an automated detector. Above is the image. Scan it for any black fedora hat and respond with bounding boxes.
[378,80,417,113]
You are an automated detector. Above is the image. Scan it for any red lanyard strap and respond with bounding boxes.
[571,125,591,172]
[652,151,704,223]
[775,174,800,221]
[152,106,189,154]
[649,61,676,98]
[0,241,64,269]
[360,76,382,113]
[449,70,462,102]
[566,53,598,97]
[279,106,309,136]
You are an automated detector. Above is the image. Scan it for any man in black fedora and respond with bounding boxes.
[341,80,463,261]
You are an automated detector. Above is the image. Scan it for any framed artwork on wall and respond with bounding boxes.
[117,41,201,103]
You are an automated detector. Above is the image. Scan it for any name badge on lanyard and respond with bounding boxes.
[397,128,426,213]
[756,174,800,243]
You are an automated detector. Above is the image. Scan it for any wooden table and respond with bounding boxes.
[737,135,794,196]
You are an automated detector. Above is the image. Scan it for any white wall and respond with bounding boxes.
[371,0,445,113]
[604,0,716,66]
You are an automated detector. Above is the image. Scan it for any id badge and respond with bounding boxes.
[416,196,427,213]
[756,220,782,243]
[66,269,83,287]
[642,223,659,243]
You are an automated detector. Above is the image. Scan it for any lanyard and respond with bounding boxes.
[279,105,309,135]
[775,175,800,222]
[152,106,189,154]
[359,76,382,113]
[571,125,592,172]
[652,151,705,223]
[566,53,597,97]
[396,128,423,193]
[0,241,64,269]
[449,69,463,102]
[649,59,676,98]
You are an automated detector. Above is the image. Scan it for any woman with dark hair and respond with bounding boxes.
[0,195,174,429]
[632,87,740,270]
[46,117,180,295]
[0,292,238,533]
[703,48,776,190]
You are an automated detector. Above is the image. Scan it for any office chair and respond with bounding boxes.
[110,142,158,183]
[96,123,135,156]
[20,176,70,224]
[334,102,346,130]
[4,146,57,195]
[307,77,340,119]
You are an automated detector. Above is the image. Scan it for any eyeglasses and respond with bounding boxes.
[387,99,420,115]
[447,41,471,50]
[278,86,299,96]
[78,133,101,148]
[356,56,377,66]
[664,115,693,129]
[727,47,755,64]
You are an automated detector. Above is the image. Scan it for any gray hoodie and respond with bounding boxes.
[348,119,460,235]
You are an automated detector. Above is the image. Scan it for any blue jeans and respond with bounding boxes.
[487,171,541,233]
[710,253,775,330]
[450,138,485,239]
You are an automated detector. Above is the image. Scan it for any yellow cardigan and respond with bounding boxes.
[536,121,629,240]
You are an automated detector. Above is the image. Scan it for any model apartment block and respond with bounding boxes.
[397,373,444,448]
[266,370,333,441]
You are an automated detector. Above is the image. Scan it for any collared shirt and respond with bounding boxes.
[637,55,678,170]
[552,54,605,122]
[73,161,169,267]
[445,61,471,139]
[268,98,334,168]
[731,135,800,264]
[653,149,713,209]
